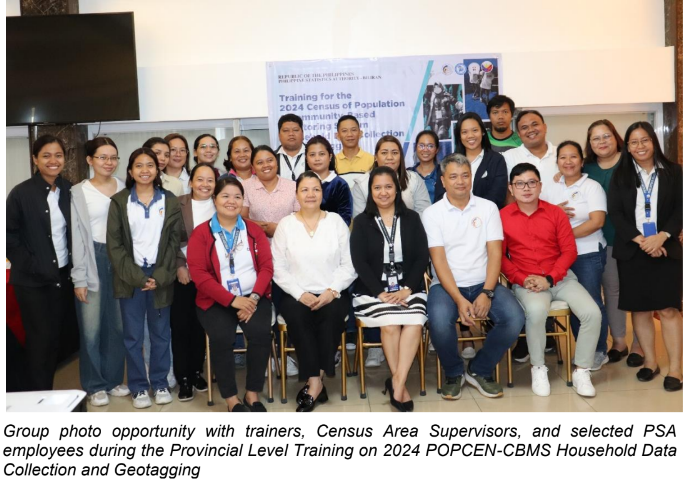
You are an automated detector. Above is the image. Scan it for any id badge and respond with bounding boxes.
[643,222,657,237]
[227,278,243,297]
[387,275,400,292]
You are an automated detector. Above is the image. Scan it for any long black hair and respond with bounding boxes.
[583,119,623,165]
[612,122,673,189]
[125,147,163,190]
[223,135,255,172]
[454,112,491,155]
[304,135,337,174]
[363,166,409,217]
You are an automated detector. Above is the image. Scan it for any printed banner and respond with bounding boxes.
[266,54,502,166]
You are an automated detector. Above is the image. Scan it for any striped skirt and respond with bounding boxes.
[352,293,428,328]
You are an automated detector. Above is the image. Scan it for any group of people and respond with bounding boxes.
[6,94,683,414]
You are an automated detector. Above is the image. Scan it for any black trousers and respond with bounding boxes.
[280,292,350,381]
[170,280,206,381]
[196,298,272,399]
[13,267,76,391]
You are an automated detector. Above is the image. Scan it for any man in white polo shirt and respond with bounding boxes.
[422,153,525,400]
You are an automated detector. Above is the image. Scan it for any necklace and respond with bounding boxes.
[299,211,321,238]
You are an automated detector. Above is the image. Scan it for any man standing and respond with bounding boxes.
[423,153,524,400]
[500,163,601,397]
[335,115,374,181]
[486,95,522,153]
[276,114,306,181]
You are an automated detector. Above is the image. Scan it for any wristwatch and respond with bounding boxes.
[250,293,261,302]
[481,288,495,299]
[327,288,341,299]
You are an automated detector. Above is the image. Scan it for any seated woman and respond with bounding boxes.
[305,135,353,225]
[542,141,610,370]
[221,136,255,182]
[352,135,431,218]
[187,176,274,411]
[272,172,357,412]
[350,167,429,412]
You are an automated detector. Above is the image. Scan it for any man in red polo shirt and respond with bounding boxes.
[501,163,601,398]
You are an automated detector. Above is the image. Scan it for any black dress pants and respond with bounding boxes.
[170,280,206,382]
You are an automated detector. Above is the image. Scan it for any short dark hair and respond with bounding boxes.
[336,115,359,130]
[164,133,191,174]
[363,166,408,217]
[373,135,408,191]
[487,95,515,116]
[454,112,491,154]
[296,170,323,190]
[224,135,255,172]
[583,119,624,165]
[143,137,169,150]
[305,135,337,173]
[193,133,220,164]
[32,134,67,158]
[414,129,440,164]
[278,114,303,130]
[557,140,584,161]
[214,175,244,197]
[515,110,545,129]
[85,137,118,157]
[509,162,541,183]
[125,147,163,190]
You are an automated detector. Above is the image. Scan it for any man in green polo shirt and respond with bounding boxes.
[487,95,522,153]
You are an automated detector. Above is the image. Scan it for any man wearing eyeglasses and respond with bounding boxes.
[500,163,601,398]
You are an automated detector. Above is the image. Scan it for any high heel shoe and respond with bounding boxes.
[403,400,414,412]
[296,385,328,412]
[382,378,407,412]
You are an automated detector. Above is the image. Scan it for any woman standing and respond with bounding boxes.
[173,164,217,401]
[408,130,442,203]
[193,133,222,179]
[272,172,357,411]
[71,137,128,406]
[608,122,682,391]
[350,167,429,412]
[7,135,75,391]
[164,133,191,194]
[107,147,181,408]
[187,177,274,412]
[305,135,353,225]
[222,136,255,181]
[542,141,610,370]
[143,137,184,196]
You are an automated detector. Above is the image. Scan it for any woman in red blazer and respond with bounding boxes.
[187,176,274,411]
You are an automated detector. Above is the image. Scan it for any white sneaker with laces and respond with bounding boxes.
[572,368,596,397]
[365,347,385,367]
[531,365,551,397]
[89,390,109,407]
[132,391,152,409]
[154,388,173,405]
[286,356,299,377]
[461,346,476,359]
[107,384,130,397]
[590,352,610,371]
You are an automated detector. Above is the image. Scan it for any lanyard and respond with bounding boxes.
[282,153,303,181]
[637,169,657,220]
[376,215,398,265]
[218,227,241,275]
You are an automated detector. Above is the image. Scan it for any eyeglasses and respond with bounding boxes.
[628,138,652,148]
[512,180,540,189]
[170,148,188,155]
[199,144,218,150]
[417,143,436,150]
[92,155,120,162]
[590,133,613,144]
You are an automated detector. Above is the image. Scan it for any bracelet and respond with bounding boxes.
[327,288,341,299]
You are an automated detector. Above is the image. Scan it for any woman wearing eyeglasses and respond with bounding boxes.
[164,133,192,194]
[71,137,128,406]
[408,130,442,203]
[193,133,222,179]
[608,122,682,391]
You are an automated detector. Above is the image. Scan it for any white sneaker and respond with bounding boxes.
[365,347,385,367]
[88,390,109,407]
[531,365,551,397]
[346,342,356,352]
[286,356,299,377]
[153,388,173,405]
[132,391,152,409]
[590,352,610,371]
[572,368,596,397]
[428,339,435,353]
[461,346,476,359]
[167,371,177,390]
[334,351,342,367]
[107,384,130,397]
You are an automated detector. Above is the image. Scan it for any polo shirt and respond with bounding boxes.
[500,199,577,287]
[277,144,306,181]
[210,214,256,295]
[408,162,439,202]
[487,130,522,153]
[127,187,166,267]
[503,141,558,195]
[335,148,374,175]
[422,193,503,288]
[242,176,300,224]
[541,174,607,255]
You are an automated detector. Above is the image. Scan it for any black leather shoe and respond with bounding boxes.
[243,394,267,412]
[296,383,309,405]
[637,366,660,382]
[626,353,644,367]
[607,348,628,363]
[178,378,194,402]
[230,403,250,412]
[193,372,208,392]
[403,400,414,412]
[382,378,407,412]
[664,376,683,392]
[296,385,328,412]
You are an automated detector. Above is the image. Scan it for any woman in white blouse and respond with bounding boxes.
[71,137,128,406]
[352,135,431,218]
[272,171,357,412]
[542,140,609,370]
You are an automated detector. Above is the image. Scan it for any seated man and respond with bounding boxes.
[423,153,524,400]
[500,163,601,397]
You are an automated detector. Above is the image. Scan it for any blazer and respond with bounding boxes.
[608,161,682,261]
[434,150,508,209]
[6,173,72,287]
[350,209,429,297]
[187,218,273,310]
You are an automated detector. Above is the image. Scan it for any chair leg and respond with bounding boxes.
[357,326,366,399]
[205,334,214,406]
[340,332,347,401]
[271,338,281,380]
[495,362,500,384]
[436,355,442,394]
[417,342,426,396]
[266,336,274,404]
[507,347,514,388]
[565,315,573,386]
[280,330,288,404]
[554,319,563,365]
[353,341,359,375]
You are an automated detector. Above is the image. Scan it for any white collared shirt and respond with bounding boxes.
[422,194,503,288]
[541,174,607,255]
[127,189,166,267]
[504,141,558,195]
[634,161,660,233]
[470,150,485,186]
[178,169,191,195]
[47,187,69,268]
[277,144,306,181]
[320,171,337,183]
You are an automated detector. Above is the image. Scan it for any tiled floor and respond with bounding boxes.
[54,321,683,413]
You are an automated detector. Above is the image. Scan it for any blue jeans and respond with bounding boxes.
[75,242,125,394]
[428,283,525,378]
[120,265,171,393]
[570,247,609,355]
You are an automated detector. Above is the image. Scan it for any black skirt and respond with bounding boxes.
[617,250,682,311]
